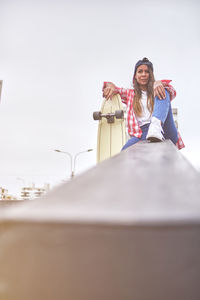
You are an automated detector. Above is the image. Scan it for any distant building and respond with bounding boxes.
[0,187,17,200]
[20,183,50,200]
[0,187,8,200]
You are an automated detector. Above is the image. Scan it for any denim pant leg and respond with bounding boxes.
[122,124,150,151]
[162,105,178,144]
[152,90,170,123]
[152,90,178,145]
[121,136,140,150]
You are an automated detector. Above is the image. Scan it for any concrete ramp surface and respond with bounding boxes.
[0,140,200,300]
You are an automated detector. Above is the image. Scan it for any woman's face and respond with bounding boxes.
[134,64,150,89]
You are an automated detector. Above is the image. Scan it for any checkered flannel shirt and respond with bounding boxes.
[103,80,185,150]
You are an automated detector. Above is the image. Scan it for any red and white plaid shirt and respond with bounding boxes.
[103,80,185,150]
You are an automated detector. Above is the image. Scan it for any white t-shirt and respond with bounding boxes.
[136,91,152,127]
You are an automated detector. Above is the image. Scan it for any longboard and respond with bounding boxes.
[93,94,126,163]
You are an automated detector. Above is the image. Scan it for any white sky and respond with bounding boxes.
[0,0,200,196]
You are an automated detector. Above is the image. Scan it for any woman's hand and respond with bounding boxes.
[154,80,166,100]
[102,82,117,100]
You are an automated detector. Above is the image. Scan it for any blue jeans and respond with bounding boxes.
[122,90,178,151]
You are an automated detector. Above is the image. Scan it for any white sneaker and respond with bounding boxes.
[146,117,165,142]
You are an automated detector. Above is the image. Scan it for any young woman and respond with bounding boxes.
[102,57,184,150]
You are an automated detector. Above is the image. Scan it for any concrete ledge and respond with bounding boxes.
[0,140,199,300]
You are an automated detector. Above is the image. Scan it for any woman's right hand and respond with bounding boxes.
[102,82,117,100]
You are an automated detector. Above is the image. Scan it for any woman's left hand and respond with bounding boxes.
[154,80,166,100]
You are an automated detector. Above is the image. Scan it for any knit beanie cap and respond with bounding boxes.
[134,57,153,75]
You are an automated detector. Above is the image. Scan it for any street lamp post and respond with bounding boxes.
[54,149,73,179]
[54,149,93,179]
[73,149,93,176]
[16,177,26,186]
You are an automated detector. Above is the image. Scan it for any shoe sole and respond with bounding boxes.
[147,136,163,142]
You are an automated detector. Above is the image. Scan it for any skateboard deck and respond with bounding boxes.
[93,94,126,163]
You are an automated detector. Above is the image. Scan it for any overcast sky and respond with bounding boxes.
[0,0,199,196]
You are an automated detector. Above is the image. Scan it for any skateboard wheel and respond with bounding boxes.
[115,110,124,119]
[93,111,102,120]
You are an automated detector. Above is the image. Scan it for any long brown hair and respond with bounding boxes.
[133,67,155,117]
